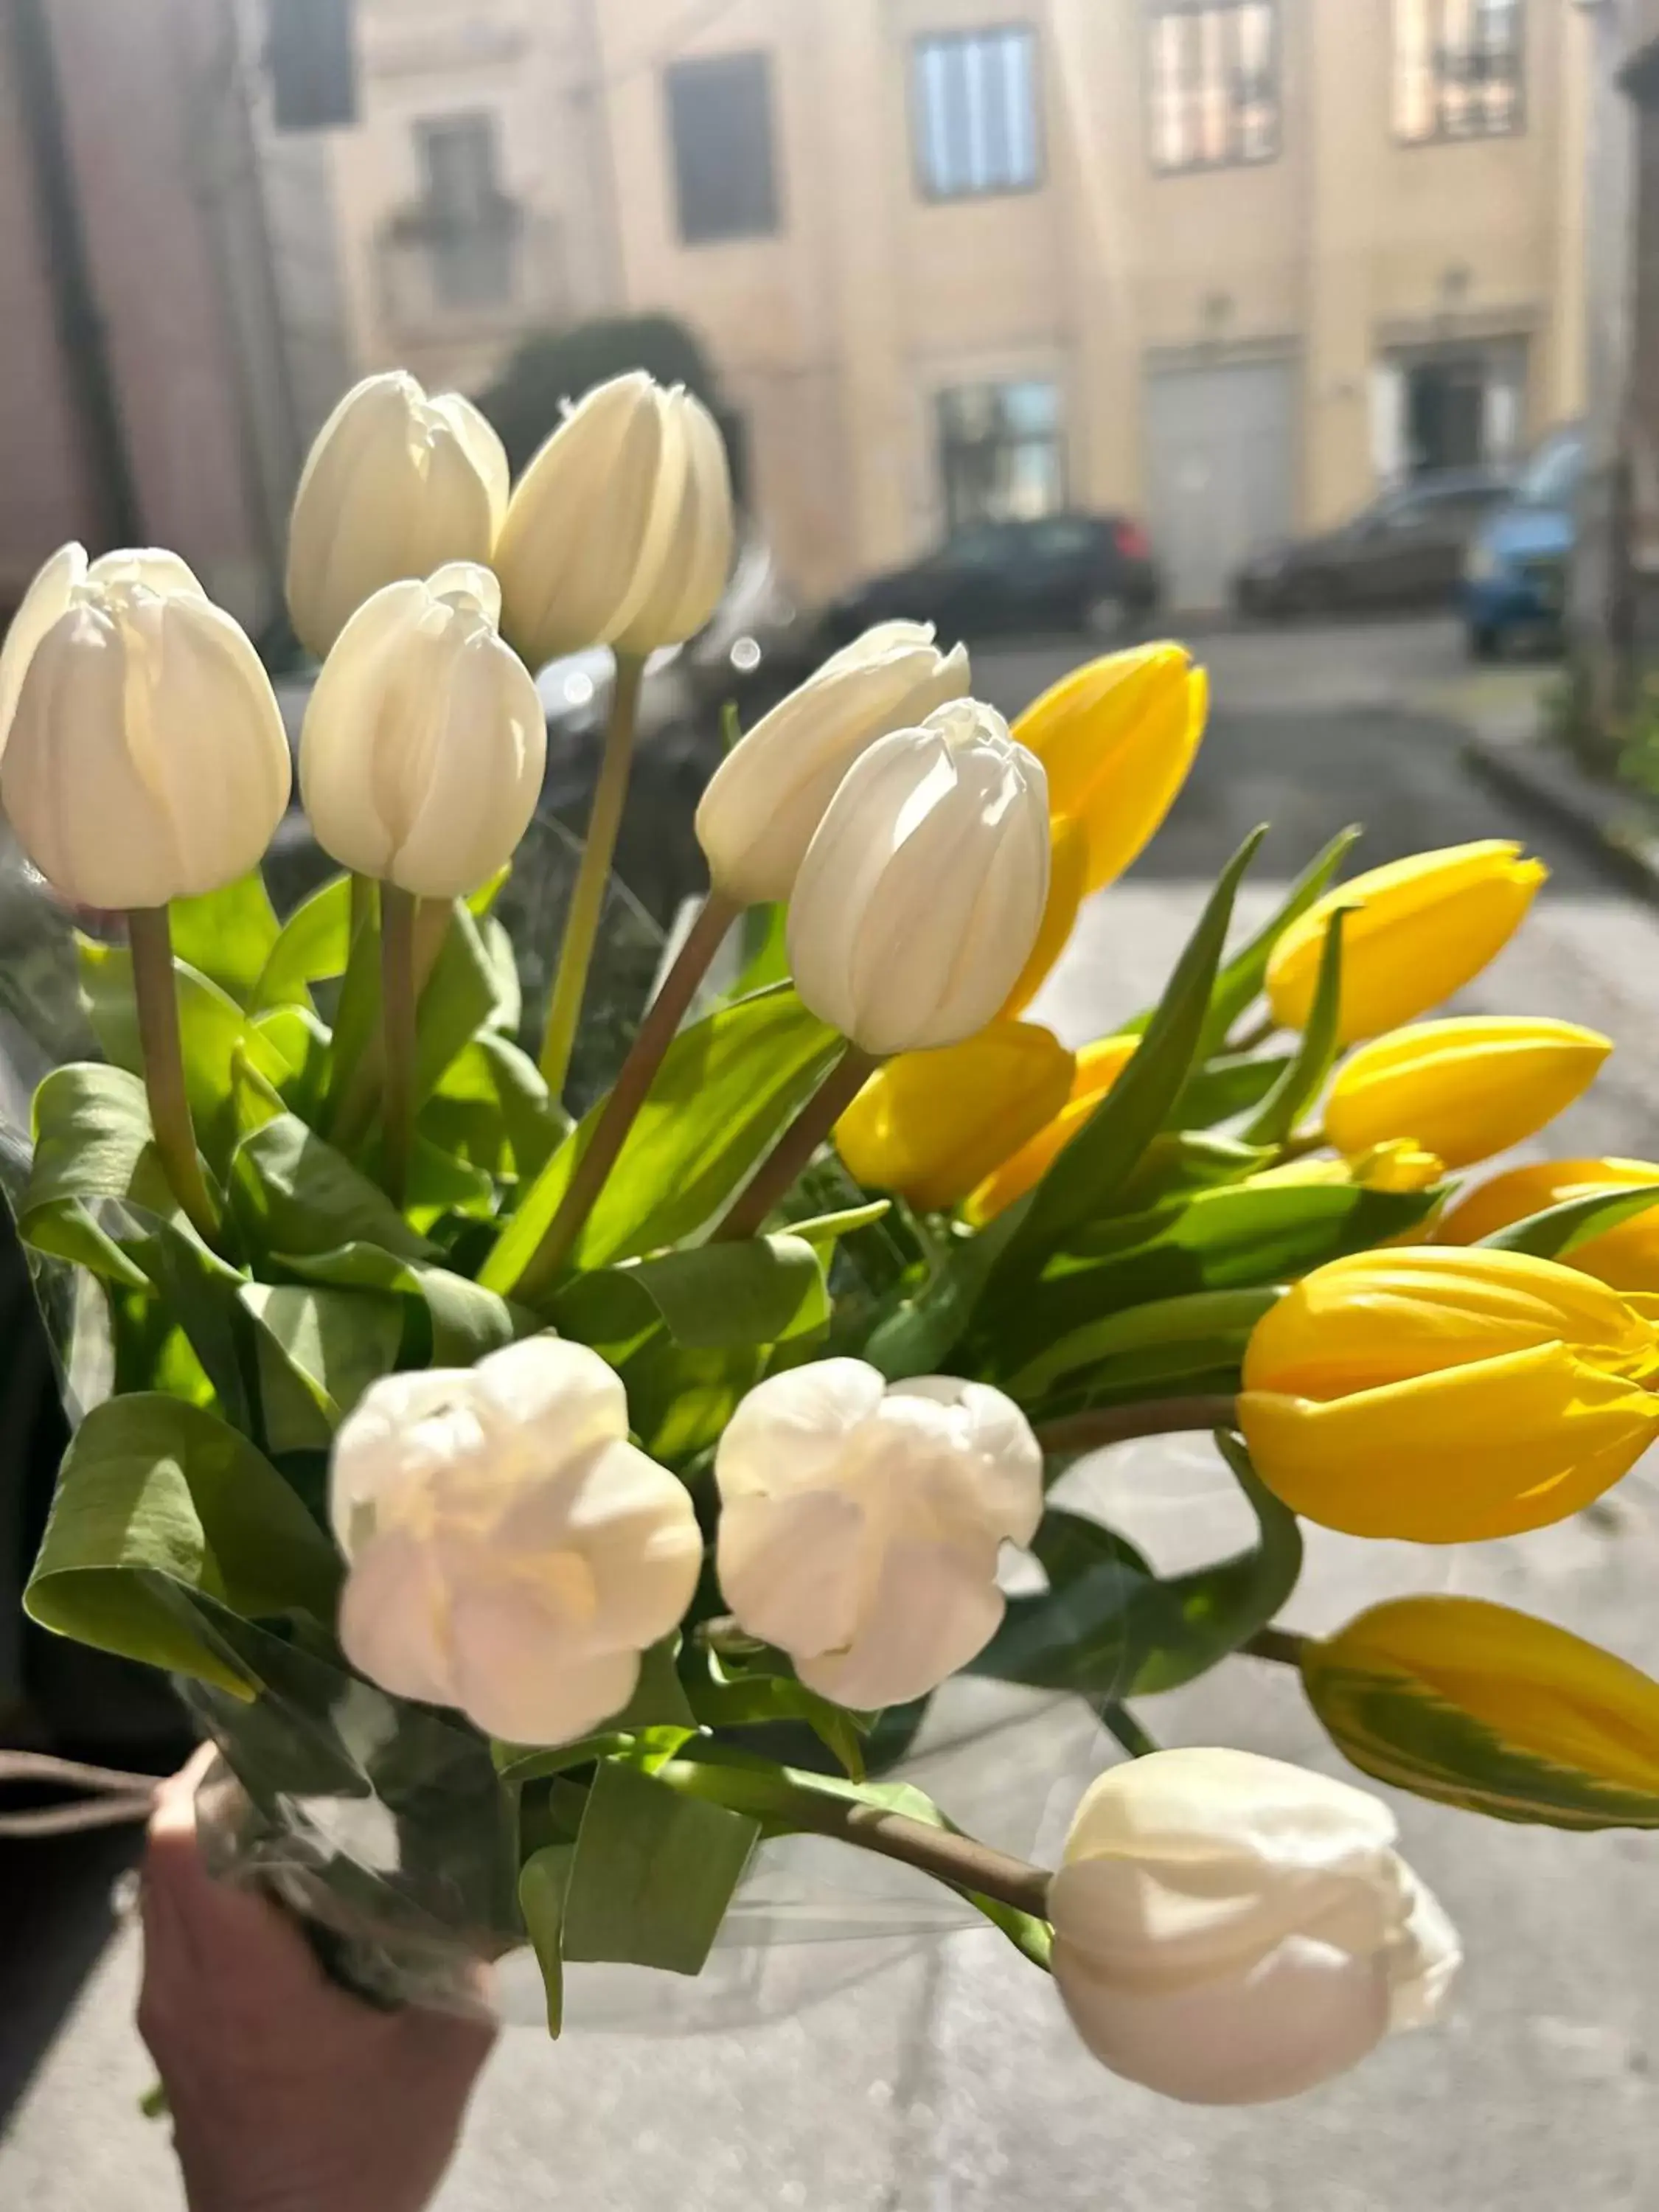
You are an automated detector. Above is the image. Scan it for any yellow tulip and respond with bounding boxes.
[1245,1141,1445,1196]
[1304,1595,1659,1826]
[1013,644,1207,898]
[834,1020,1074,1211]
[1266,841,1546,1043]
[964,1033,1139,1224]
[1238,1247,1659,1542]
[1436,1158,1659,1293]
[1323,1016,1611,1170]
[1001,814,1089,1019]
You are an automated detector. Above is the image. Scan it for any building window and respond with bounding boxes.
[412,112,514,308]
[1147,3,1279,174]
[1394,0,1523,143]
[937,381,1063,532]
[665,52,780,245]
[913,27,1043,201]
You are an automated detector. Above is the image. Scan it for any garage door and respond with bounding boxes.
[1145,360,1296,613]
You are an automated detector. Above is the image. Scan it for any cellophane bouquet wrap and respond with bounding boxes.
[7,367,1659,2101]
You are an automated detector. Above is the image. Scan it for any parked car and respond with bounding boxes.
[1234,468,1514,618]
[1463,423,1586,660]
[818,512,1161,648]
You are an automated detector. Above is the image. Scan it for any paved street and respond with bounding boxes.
[7,616,1659,2208]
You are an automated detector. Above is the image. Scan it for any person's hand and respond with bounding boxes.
[139,1747,495,2212]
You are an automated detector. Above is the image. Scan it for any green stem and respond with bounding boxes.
[379,885,418,1208]
[539,651,645,1100]
[332,895,452,1154]
[1034,1394,1239,1457]
[349,868,375,949]
[126,905,220,1248]
[1102,1703,1161,1759]
[1229,1010,1276,1053]
[652,1759,1052,1920]
[1242,1624,1310,1668]
[512,891,740,1303]
[714,1044,880,1242]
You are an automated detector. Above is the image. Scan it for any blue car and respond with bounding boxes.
[1463,423,1585,659]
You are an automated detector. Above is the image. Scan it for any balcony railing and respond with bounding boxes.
[374,200,564,345]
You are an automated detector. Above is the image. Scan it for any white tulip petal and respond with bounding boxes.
[714,1357,888,1501]
[86,547,206,600]
[448,1580,641,1746]
[716,1487,868,1658]
[888,1376,1044,1542]
[329,1367,484,1554]
[1387,1868,1462,2030]
[0,541,86,757]
[472,1338,630,1460]
[496,1439,703,1651]
[337,1530,456,1708]
[797,1534,1005,1708]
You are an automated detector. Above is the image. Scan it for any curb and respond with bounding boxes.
[1461,734,1659,908]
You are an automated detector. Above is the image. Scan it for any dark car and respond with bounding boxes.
[1463,423,1585,659]
[1234,468,1514,619]
[820,512,1162,647]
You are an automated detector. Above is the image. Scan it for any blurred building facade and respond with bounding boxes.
[0,0,352,627]
[332,0,1590,609]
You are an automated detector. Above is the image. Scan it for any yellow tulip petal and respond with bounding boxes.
[1321,1596,1659,1797]
[1001,815,1089,1018]
[964,1032,1140,1224]
[834,1020,1074,1211]
[1240,1340,1659,1542]
[1323,1016,1611,1169]
[1013,644,1206,896]
[1437,1157,1659,1293]
[1267,841,1547,1043]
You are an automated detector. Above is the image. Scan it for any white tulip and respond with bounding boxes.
[286,371,509,658]
[714,1360,1043,1708]
[299,562,546,898]
[330,1338,703,1746]
[494,371,733,667]
[0,543,291,909]
[786,699,1051,1055]
[695,622,971,905]
[1048,1748,1461,2106]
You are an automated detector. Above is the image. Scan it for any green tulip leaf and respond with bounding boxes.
[999,827,1267,1271]
[251,874,354,1014]
[684,1643,872,1781]
[230,1114,430,1263]
[274,1242,517,1367]
[518,1846,577,2037]
[1114,1131,1270,1208]
[238,1282,405,1453]
[24,1394,342,1697]
[558,1761,760,1976]
[554,1235,829,1357]
[1477,1183,1659,1260]
[1198,824,1362,1052]
[17,1062,170,1287]
[169,873,282,1010]
[1302,1644,1659,1830]
[126,1214,261,1435]
[1006,1285,1280,1402]
[1239,906,1349,1147]
[416,902,518,1103]
[1170,1051,1295,1127]
[483,986,841,1293]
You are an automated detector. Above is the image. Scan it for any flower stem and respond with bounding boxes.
[126,905,220,1249]
[1242,1624,1309,1668]
[713,1043,880,1242]
[379,885,418,1208]
[512,891,740,1303]
[539,650,646,1101]
[1102,1703,1161,1759]
[1034,1395,1239,1456]
[1230,1010,1276,1052]
[652,1759,1052,1921]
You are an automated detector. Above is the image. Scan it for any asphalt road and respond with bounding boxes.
[6,616,1659,2210]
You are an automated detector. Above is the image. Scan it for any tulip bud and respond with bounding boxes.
[834,1020,1074,1210]
[299,563,546,899]
[1012,643,1207,897]
[786,700,1051,1056]
[1244,1139,1445,1195]
[1437,1156,1659,1291]
[330,1338,703,1745]
[495,372,733,667]
[1323,1015,1611,1169]
[1267,840,1547,1043]
[695,622,970,904]
[1048,1747,1458,2105]
[1304,1595,1659,1825]
[964,1033,1139,1224]
[286,372,509,659]
[1239,1247,1659,1541]
[714,1359,1043,1708]
[0,543,291,910]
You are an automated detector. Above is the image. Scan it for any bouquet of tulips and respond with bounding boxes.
[6,364,1659,2108]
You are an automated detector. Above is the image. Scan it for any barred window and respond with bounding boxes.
[913,27,1043,200]
[1394,0,1524,144]
[1147,2,1279,175]
[665,52,780,245]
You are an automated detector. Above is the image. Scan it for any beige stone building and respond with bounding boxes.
[333,0,1590,609]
